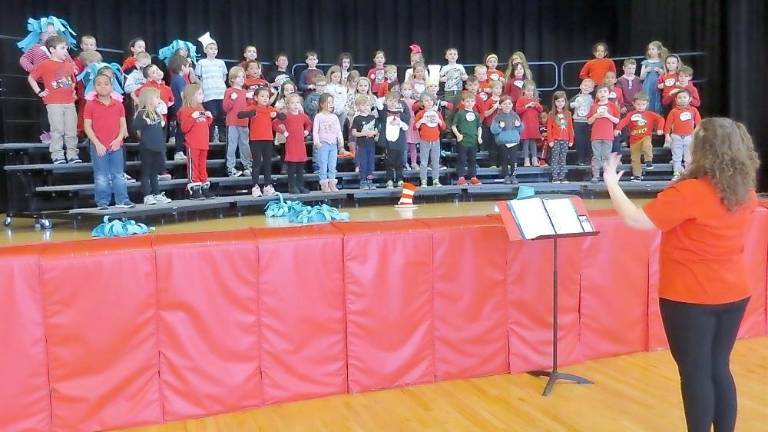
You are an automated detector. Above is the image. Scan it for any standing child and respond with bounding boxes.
[571,78,595,165]
[400,81,420,170]
[640,40,668,114]
[169,54,190,161]
[503,62,528,104]
[133,87,173,205]
[664,90,701,180]
[515,80,543,167]
[404,44,427,83]
[408,62,428,99]
[452,90,483,186]
[177,84,214,199]
[603,71,625,152]
[83,75,132,209]
[367,50,387,96]
[351,95,379,189]
[222,66,254,177]
[303,75,328,119]
[267,53,292,90]
[415,93,446,187]
[538,112,550,165]
[579,42,616,85]
[337,52,355,85]
[661,66,700,108]
[276,93,313,194]
[480,80,504,167]
[132,64,174,110]
[474,65,490,100]
[490,96,523,184]
[238,45,258,69]
[238,87,282,197]
[326,66,349,140]
[121,37,146,73]
[439,47,469,124]
[123,52,151,98]
[313,93,345,192]
[377,91,410,188]
[547,91,575,183]
[587,84,621,182]
[485,53,505,84]
[617,59,641,114]
[377,65,400,97]
[345,77,376,160]
[615,92,665,181]
[299,51,322,94]
[195,37,228,143]
[658,54,682,107]
[28,35,79,164]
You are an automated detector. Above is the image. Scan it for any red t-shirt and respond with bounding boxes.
[277,111,313,162]
[662,83,701,108]
[414,109,446,141]
[30,59,77,105]
[83,98,126,147]
[121,56,137,72]
[135,80,174,106]
[243,104,278,141]
[659,72,679,99]
[480,96,501,127]
[503,78,525,103]
[664,106,701,136]
[546,111,575,143]
[587,102,620,141]
[607,85,624,109]
[578,58,616,84]
[616,110,665,145]
[178,105,213,149]
[515,96,543,140]
[222,87,249,127]
[644,178,759,304]
[367,66,386,95]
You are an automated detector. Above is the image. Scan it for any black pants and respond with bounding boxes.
[457,144,477,179]
[499,144,519,178]
[139,147,165,196]
[285,161,306,192]
[660,297,749,432]
[203,99,225,142]
[385,144,404,183]
[250,140,274,186]
[574,121,591,165]
[483,126,497,167]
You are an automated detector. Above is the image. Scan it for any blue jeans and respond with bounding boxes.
[226,125,252,170]
[90,144,129,206]
[356,142,375,180]
[317,142,337,181]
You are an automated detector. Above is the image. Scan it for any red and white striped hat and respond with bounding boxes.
[395,182,418,208]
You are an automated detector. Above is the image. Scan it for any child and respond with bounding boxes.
[414,93,446,187]
[351,95,379,189]
[617,59,641,114]
[376,65,399,98]
[19,20,74,73]
[546,91,575,183]
[475,64,490,100]
[28,35,79,164]
[603,71,625,152]
[452,90,483,186]
[587,85,621,182]
[123,52,151,99]
[121,37,146,72]
[275,94,313,194]
[326,66,349,138]
[345,77,376,157]
[178,84,214,199]
[367,50,387,96]
[377,91,410,188]
[133,87,173,205]
[404,44,427,83]
[157,40,198,84]
[337,52,354,84]
[538,111,550,165]
[132,64,174,110]
[658,54,682,104]
[480,81,504,167]
[303,75,327,119]
[503,62,528,104]
[74,34,98,76]
[439,48,468,124]
[238,45,258,69]
[571,78,595,165]
[273,81,298,113]
[485,53,505,83]
[244,61,270,92]
[408,62,428,99]
[661,66,700,108]
[504,51,533,84]
[579,42,616,85]
[515,80,543,167]
[490,96,523,184]
[400,81,419,170]
[238,87,282,197]
[267,53,292,89]
[664,90,701,180]
[313,93,345,192]
[83,75,132,209]
[222,66,254,177]
[615,92,665,181]
[195,37,228,143]
[640,40,668,113]
[299,51,322,94]
[169,54,191,161]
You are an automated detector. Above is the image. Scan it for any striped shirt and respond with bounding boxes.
[194,58,227,101]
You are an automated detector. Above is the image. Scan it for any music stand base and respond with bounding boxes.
[528,370,593,396]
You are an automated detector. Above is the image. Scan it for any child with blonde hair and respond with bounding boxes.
[222,66,253,177]
[133,87,172,205]
[515,80,543,166]
[178,83,213,199]
[640,40,668,113]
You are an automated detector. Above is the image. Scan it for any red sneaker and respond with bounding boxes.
[457,177,468,186]
[470,176,482,185]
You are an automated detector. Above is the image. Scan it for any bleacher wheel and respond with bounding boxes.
[3,216,11,227]
[35,217,53,230]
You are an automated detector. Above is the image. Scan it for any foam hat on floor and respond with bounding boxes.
[91,216,153,238]
[395,182,418,209]
[265,192,349,223]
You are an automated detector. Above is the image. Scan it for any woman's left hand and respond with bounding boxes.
[602,152,625,185]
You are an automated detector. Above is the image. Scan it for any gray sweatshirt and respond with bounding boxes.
[570,93,594,123]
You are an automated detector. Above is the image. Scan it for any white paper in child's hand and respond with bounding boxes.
[499,121,505,128]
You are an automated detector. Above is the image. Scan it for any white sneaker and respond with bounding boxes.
[158,173,172,181]
[251,186,262,197]
[143,195,158,205]
[124,173,136,183]
[262,184,275,196]
[174,151,187,162]
[154,192,172,204]
[242,168,252,177]
[227,168,243,177]
[386,180,394,189]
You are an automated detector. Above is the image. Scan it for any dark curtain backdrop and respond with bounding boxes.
[1,0,765,187]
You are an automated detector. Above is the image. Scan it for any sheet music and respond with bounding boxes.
[508,198,556,239]
[543,198,584,235]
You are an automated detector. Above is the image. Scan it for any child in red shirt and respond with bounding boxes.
[474,65,491,101]
[414,93,447,187]
[587,85,621,181]
[237,87,283,197]
[665,90,701,179]
[603,70,625,152]
[28,35,79,164]
[83,75,132,209]
[480,81,504,167]
[274,94,312,194]
[547,91,575,183]
[367,50,387,97]
[222,66,253,178]
[658,54,682,104]
[515,80,543,167]
[579,42,616,85]
[615,92,665,181]
[503,62,527,104]
[121,38,146,72]
[662,66,700,108]
[178,83,214,199]
[132,64,174,113]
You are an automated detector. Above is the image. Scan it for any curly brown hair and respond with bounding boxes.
[681,117,760,210]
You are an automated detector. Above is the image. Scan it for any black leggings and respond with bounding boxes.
[139,147,165,196]
[660,297,749,432]
[249,140,273,186]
